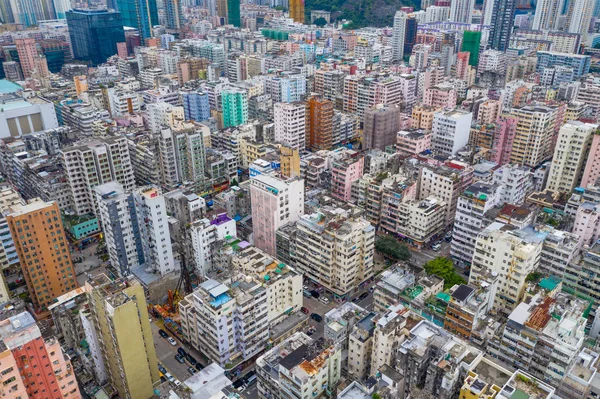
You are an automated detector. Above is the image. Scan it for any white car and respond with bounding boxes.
[165,372,175,383]
[167,337,177,346]
[173,380,182,387]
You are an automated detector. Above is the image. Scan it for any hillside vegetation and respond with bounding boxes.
[306,0,419,28]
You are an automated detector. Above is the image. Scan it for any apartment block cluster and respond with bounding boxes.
[0,0,600,397]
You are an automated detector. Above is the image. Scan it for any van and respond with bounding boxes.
[245,375,257,386]
[303,289,312,297]
[319,296,329,305]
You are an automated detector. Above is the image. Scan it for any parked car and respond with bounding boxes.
[158,364,166,374]
[359,292,369,300]
[303,289,312,298]
[195,363,204,371]
[165,372,175,382]
[310,290,320,299]
[369,287,375,293]
[301,306,309,314]
[432,243,441,251]
[352,297,359,303]
[232,379,245,389]
[311,313,322,322]
[187,367,197,375]
[177,348,187,357]
[319,296,329,305]
[175,354,185,364]
[186,354,197,366]
[173,380,181,387]
[158,329,168,338]
[167,337,177,346]
[242,371,256,383]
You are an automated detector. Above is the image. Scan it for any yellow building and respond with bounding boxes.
[86,274,159,399]
[74,75,88,96]
[6,200,78,313]
[411,104,441,130]
[280,146,300,177]
[289,0,305,23]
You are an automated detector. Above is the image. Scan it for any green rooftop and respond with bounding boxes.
[0,79,22,94]
[510,389,530,399]
[538,276,561,291]
[436,292,451,302]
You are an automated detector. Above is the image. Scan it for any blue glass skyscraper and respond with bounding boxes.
[116,0,159,43]
[66,9,125,66]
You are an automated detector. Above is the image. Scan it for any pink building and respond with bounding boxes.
[250,174,304,256]
[0,311,81,399]
[573,202,600,247]
[331,153,364,201]
[455,52,470,81]
[117,42,128,59]
[582,135,600,187]
[15,38,38,79]
[477,100,502,124]
[490,116,518,166]
[397,129,432,156]
[424,85,457,109]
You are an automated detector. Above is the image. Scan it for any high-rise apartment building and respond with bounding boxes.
[61,137,135,216]
[0,184,23,303]
[221,87,248,128]
[331,152,365,201]
[509,105,560,168]
[66,9,125,66]
[470,224,543,315]
[274,102,306,151]
[179,277,269,367]
[250,174,304,256]
[289,0,304,23]
[420,162,474,225]
[164,0,183,29]
[488,290,588,385]
[431,110,473,156]
[95,182,176,278]
[363,104,401,150]
[306,95,334,151]
[182,90,211,122]
[6,200,78,313]
[451,182,502,266]
[15,38,38,79]
[0,311,81,399]
[86,274,159,399]
[158,123,207,191]
[532,0,563,30]
[449,0,474,23]
[488,0,516,51]
[392,11,407,62]
[566,0,595,40]
[536,51,591,79]
[256,332,342,399]
[147,102,185,133]
[546,121,598,194]
[292,209,375,298]
[116,0,158,42]
[582,134,600,188]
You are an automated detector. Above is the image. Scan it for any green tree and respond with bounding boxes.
[231,178,239,186]
[313,17,327,26]
[423,257,466,290]
[375,235,412,261]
